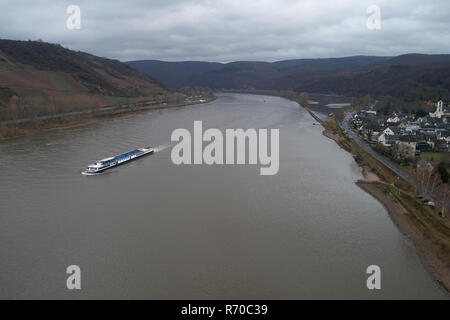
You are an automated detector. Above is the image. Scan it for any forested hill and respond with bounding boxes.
[126,60,223,89]
[127,54,450,102]
[0,39,171,120]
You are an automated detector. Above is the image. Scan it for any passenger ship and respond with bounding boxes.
[82,147,154,175]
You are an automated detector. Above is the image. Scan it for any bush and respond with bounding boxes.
[373,144,392,158]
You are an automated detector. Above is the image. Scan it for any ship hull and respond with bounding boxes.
[82,148,154,175]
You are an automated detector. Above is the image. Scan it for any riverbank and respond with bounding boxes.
[321,113,450,293]
[357,181,450,292]
[0,96,216,141]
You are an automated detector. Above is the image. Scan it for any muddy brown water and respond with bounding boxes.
[0,93,447,299]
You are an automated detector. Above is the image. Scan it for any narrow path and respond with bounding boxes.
[0,99,209,125]
[0,100,160,125]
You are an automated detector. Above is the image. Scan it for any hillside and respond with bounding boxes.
[126,56,390,89]
[128,54,450,103]
[284,54,450,101]
[0,40,170,122]
[126,60,222,88]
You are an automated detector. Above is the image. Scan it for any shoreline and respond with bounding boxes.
[0,96,216,141]
[237,92,449,292]
[357,181,450,292]
[249,94,449,294]
[322,124,450,293]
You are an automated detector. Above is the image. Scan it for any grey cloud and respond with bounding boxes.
[0,0,449,62]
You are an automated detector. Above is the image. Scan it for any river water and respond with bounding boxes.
[0,93,446,299]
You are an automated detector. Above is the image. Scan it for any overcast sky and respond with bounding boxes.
[1,0,449,62]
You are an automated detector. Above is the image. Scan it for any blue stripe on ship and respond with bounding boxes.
[101,149,142,165]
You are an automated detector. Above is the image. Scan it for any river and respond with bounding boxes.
[0,93,446,299]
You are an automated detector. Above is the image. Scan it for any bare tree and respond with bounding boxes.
[299,92,309,108]
[413,160,434,195]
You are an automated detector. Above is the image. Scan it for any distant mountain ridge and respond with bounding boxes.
[126,60,223,88]
[126,56,392,89]
[127,54,450,102]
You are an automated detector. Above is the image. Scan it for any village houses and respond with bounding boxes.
[351,100,450,161]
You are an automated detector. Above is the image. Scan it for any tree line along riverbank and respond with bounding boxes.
[0,95,216,140]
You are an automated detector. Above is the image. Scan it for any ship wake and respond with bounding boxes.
[153,143,173,153]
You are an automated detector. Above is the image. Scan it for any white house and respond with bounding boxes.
[378,127,396,146]
[386,114,400,124]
